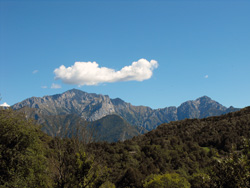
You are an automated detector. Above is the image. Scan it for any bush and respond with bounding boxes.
[143,173,190,188]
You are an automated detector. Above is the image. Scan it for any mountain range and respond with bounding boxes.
[12,89,240,142]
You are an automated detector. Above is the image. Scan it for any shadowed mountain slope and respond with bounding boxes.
[17,106,141,143]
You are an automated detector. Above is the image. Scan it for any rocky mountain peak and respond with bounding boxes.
[196,95,212,101]
[111,98,126,107]
[176,96,230,120]
[12,89,240,131]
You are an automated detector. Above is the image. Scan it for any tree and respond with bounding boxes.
[210,151,250,188]
[189,173,211,188]
[0,109,52,187]
[143,173,190,188]
[49,132,107,187]
[99,181,116,188]
[117,167,143,188]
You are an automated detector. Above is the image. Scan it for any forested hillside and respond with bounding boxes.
[86,106,250,187]
[1,107,250,187]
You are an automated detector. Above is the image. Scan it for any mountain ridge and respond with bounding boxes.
[12,89,240,131]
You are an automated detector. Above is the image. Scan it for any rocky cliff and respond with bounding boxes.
[12,89,240,131]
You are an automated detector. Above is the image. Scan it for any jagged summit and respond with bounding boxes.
[12,89,240,131]
[66,88,83,93]
[12,89,115,120]
[195,95,212,102]
[196,95,211,99]
[63,88,93,96]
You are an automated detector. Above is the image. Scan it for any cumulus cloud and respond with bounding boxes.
[41,86,48,89]
[51,83,61,89]
[54,59,158,86]
[0,102,10,107]
[204,75,209,79]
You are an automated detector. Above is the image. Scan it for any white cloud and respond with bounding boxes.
[51,83,61,89]
[41,86,48,89]
[0,102,10,107]
[204,75,209,79]
[32,70,38,74]
[54,59,158,86]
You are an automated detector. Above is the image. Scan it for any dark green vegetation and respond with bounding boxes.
[1,107,250,187]
[0,109,110,188]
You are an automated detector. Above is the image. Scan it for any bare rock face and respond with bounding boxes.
[177,96,228,120]
[13,89,116,121]
[12,89,240,131]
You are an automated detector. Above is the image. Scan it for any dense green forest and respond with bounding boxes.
[1,107,250,187]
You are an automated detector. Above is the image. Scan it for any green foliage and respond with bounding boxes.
[0,109,52,187]
[0,109,107,188]
[1,106,250,188]
[49,137,107,188]
[117,167,143,188]
[189,173,211,188]
[143,173,190,188]
[86,107,250,187]
[99,181,116,188]
[210,152,250,188]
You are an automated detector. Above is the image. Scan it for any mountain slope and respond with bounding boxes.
[91,114,141,142]
[12,89,240,131]
[17,107,140,142]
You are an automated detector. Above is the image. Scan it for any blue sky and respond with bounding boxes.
[0,0,250,109]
